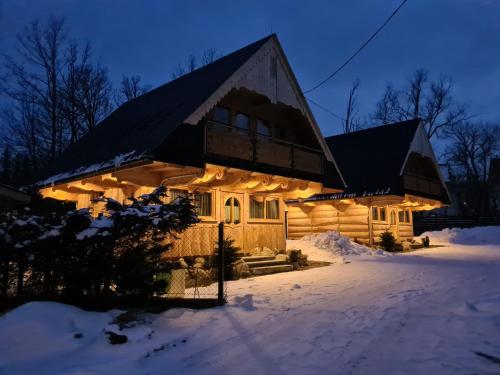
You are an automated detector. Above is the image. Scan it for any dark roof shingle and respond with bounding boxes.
[326,119,420,194]
[41,35,273,180]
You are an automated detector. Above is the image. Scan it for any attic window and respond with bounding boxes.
[256,119,270,137]
[213,106,230,124]
[235,113,250,131]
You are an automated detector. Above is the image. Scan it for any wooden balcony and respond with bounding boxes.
[403,173,443,197]
[204,120,324,175]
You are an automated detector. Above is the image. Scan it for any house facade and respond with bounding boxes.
[286,120,451,245]
[38,35,345,257]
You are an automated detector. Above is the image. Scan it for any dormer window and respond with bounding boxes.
[213,106,230,124]
[235,113,250,131]
[256,119,270,137]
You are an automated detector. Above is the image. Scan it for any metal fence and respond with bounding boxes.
[164,222,226,305]
[413,216,500,236]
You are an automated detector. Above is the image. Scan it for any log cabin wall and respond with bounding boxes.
[287,202,414,244]
[65,182,287,258]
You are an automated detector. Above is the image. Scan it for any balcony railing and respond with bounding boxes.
[204,120,324,175]
[403,173,443,197]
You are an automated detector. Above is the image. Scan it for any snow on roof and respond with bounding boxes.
[37,150,148,187]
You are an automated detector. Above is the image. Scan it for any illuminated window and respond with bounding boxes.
[250,196,279,220]
[225,197,241,224]
[171,189,212,217]
[398,209,412,223]
[372,206,387,222]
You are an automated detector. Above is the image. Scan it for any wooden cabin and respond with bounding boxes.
[37,34,345,258]
[286,120,451,245]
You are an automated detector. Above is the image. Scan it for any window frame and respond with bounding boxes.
[249,195,281,221]
[212,106,230,125]
[169,188,214,220]
[224,196,241,225]
[398,208,412,224]
[372,206,387,223]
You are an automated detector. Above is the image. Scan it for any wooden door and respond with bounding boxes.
[389,208,399,239]
[221,192,245,251]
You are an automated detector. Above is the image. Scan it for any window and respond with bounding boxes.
[225,197,241,224]
[213,106,230,124]
[234,113,250,131]
[372,206,387,222]
[398,209,412,223]
[266,199,279,219]
[194,191,212,217]
[171,189,212,217]
[379,207,386,222]
[250,196,279,220]
[169,189,188,202]
[250,196,265,219]
[256,119,270,137]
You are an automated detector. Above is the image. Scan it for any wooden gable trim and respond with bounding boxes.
[182,35,346,187]
[398,122,451,203]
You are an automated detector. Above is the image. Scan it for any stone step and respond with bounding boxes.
[251,264,294,276]
[246,260,288,268]
[240,256,276,262]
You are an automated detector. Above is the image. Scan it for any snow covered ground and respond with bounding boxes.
[1,227,500,375]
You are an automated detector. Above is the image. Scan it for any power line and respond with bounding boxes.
[306,96,345,121]
[303,0,410,94]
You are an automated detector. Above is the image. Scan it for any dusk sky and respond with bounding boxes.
[1,0,499,136]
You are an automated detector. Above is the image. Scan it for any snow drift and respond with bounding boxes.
[420,226,500,246]
[287,231,385,263]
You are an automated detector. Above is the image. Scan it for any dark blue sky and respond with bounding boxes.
[1,0,499,136]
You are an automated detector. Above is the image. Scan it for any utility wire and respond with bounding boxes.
[303,0,409,94]
[306,97,345,121]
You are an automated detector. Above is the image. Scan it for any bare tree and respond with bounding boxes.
[342,79,361,133]
[445,122,499,215]
[200,48,223,66]
[77,62,112,132]
[372,69,469,139]
[1,17,67,162]
[373,84,400,124]
[116,75,150,104]
[171,49,223,80]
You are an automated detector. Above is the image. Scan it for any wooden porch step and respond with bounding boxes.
[240,256,276,262]
[251,264,293,276]
[246,260,288,268]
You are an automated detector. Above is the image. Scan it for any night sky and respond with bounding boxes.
[1,0,499,137]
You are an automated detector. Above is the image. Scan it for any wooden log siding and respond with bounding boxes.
[287,203,414,243]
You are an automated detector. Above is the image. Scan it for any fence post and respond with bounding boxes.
[217,222,225,306]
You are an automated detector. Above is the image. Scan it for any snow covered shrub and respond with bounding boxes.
[380,230,397,252]
[98,185,199,297]
[0,185,199,301]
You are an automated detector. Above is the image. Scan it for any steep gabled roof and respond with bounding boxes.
[39,34,344,189]
[40,35,273,182]
[326,119,421,194]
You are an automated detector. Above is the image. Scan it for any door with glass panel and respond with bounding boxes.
[222,192,244,250]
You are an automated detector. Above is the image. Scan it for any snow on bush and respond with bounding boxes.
[287,231,385,263]
[420,226,500,246]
